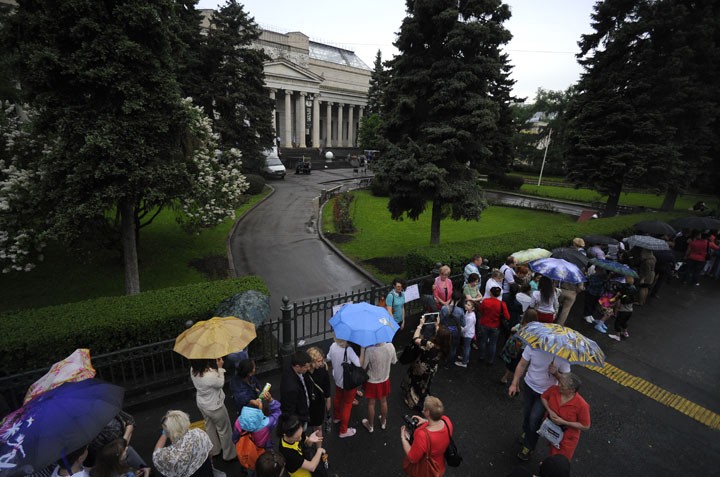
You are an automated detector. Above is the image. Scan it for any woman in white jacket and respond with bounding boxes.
[190,358,237,461]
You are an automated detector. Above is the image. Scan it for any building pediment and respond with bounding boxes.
[265,59,324,86]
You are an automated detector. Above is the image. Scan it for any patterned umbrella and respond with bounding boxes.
[511,248,552,264]
[589,258,639,278]
[583,235,618,245]
[551,247,589,268]
[174,316,256,359]
[623,235,670,251]
[329,302,399,347]
[24,349,95,404]
[633,220,676,237]
[528,258,587,284]
[517,322,605,367]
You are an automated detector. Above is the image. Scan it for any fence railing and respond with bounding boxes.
[0,272,454,411]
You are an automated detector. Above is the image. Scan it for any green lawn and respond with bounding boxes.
[322,190,575,260]
[0,188,271,312]
[518,184,715,210]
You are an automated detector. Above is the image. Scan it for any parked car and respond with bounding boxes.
[263,150,286,179]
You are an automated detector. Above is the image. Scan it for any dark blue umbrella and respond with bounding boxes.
[589,258,639,278]
[329,302,399,347]
[0,379,124,476]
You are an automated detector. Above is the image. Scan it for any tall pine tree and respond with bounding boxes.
[376,0,513,244]
[366,50,387,116]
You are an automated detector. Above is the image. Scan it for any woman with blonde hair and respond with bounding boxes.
[305,346,332,436]
[326,338,361,438]
[152,410,214,477]
[400,396,453,476]
[432,265,453,310]
[484,269,505,299]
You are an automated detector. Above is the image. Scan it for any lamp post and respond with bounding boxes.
[537,128,552,187]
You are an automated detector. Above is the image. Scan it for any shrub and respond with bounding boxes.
[245,174,266,195]
[0,276,268,375]
[404,212,680,276]
[333,192,356,234]
[370,176,390,197]
[488,172,524,191]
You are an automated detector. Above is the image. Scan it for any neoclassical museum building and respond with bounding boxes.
[200,10,372,152]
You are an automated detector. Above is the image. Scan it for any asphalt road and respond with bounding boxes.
[129,277,720,477]
[229,168,375,319]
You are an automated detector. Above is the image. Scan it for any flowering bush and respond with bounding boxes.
[0,102,46,273]
[176,99,249,232]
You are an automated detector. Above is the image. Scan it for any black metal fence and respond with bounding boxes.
[0,273,449,411]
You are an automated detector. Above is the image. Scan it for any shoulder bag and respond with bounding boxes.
[442,417,462,467]
[402,428,441,477]
[537,417,564,449]
[342,347,368,390]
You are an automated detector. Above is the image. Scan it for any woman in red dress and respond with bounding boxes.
[540,373,591,461]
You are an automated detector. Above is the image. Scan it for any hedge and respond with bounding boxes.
[0,276,268,375]
[405,211,682,276]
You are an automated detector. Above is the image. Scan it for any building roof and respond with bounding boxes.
[309,41,370,70]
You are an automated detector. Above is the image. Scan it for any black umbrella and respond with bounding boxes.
[669,216,720,231]
[551,247,589,268]
[634,220,676,237]
[583,235,618,246]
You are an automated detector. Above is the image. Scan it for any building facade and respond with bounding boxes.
[200,10,371,151]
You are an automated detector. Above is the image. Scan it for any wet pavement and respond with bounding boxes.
[128,277,720,476]
[229,168,375,319]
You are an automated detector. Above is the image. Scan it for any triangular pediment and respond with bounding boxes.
[264,59,323,84]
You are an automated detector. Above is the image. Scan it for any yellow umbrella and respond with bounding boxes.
[174,316,256,359]
[511,247,552,264]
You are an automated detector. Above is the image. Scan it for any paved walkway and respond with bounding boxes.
[229,168,375,320]
[128,278,720,476]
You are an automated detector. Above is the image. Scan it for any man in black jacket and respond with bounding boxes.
[280,350,313,426]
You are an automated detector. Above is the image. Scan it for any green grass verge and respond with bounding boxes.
[0,187,272,312]
[322,190,684,283]
[518,184,715,210]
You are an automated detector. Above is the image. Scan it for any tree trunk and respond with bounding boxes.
[605,188,621,217]
[660,188,679,211]
[120,198,141,295]
[430,198,442,245]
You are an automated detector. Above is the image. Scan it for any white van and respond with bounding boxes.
[262,149,286,179]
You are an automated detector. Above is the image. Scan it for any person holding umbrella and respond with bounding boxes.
[508,346,571,462]
[49,447,89,477]
[190,358,237,462]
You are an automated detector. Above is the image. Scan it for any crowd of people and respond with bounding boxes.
[26,226,719,477]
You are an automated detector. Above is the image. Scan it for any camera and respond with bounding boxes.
[403,414,420,443]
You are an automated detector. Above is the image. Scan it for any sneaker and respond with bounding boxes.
[339,428,357,438]
[454,361,467,368]
[594,323,607,333]
[380,418,387,430]
[584,315,595,324]
[472,342,479,350]
[622,330,630,339]
[361,418,374,433]
[517,446,532,461]
[608,334,621,341]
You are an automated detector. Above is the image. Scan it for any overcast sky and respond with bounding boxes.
[196,0,597,101]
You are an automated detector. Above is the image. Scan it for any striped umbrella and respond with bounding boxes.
[517,322,605,367]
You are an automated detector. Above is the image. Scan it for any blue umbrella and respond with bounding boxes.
[589,258,639,278]
[0,379,124,476]
[329,302,399,347]
[528,258,587,284]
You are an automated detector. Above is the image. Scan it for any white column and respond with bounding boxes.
[347,104,354,147]
[325,101,333,147]
[337,103,344,148]
[358,106,364,124]
[269,89,277,138]
[298,92,307,148]
[312,95,320,148]
[284,90,292,148]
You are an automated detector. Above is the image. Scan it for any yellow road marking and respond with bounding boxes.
[592,362,720,431]
[190,420,205,430]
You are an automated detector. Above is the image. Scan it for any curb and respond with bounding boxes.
[316,197,384,287]
[226,184,276,278]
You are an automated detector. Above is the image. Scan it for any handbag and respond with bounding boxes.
[442,417,462,467]
[342,347,368,389]
[537,417,564,449]
[402,429,441,477]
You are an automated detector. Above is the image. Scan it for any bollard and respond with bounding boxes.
[280,296,294,356]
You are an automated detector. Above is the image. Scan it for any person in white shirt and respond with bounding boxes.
[484,269,505,300]
[326,339,361,438]
[360,342,398,433]
[499,256,518,300]
[455,300,477,368]
[190,358,237,461]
